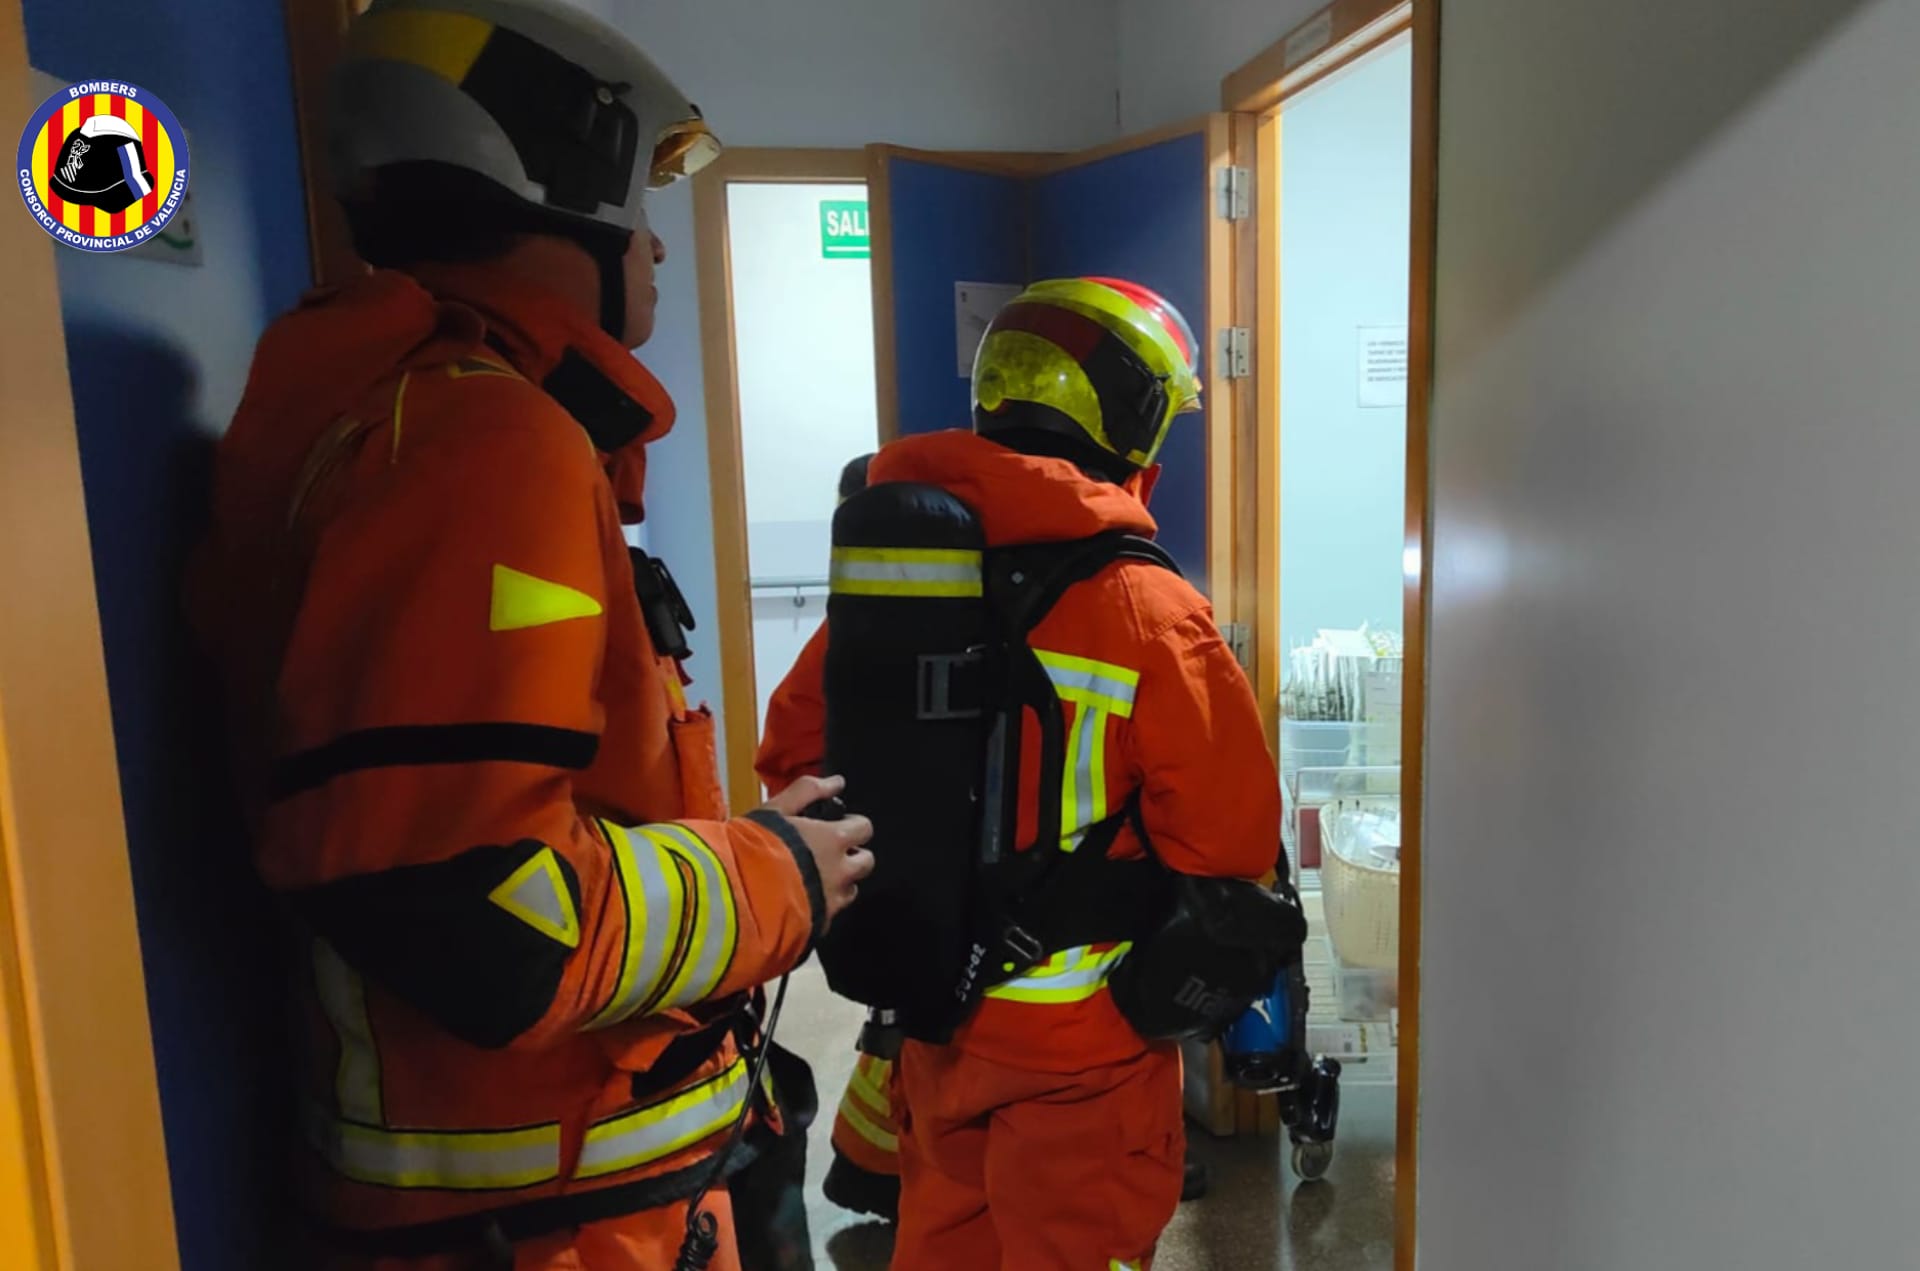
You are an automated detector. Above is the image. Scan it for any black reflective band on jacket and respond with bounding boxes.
[270,722,599,801]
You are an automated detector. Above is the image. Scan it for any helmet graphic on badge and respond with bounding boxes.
[16,80,190,253]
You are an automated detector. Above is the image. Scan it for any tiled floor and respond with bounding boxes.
[778,948,1398,1271]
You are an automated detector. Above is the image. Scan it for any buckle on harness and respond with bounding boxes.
[916,651,984,720]
[996,922,1045,975]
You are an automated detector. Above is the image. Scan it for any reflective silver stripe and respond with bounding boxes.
[1057,703,1112,852]
[985,943,1133,1004]
[589,821,685,1027]
[575,1059,751,1180]
[1034,649,1140,717]
[830,547,984,597]
[312,939,382,1124]
[306,1107,561,1191]
[650,824,739,1010]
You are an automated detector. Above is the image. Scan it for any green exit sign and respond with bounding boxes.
[820,199,869,260]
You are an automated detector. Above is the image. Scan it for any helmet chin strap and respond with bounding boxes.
[589,229,633,340]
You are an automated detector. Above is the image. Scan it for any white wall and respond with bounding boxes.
[1422,2,1919,1268]
[1116,0,1321,129]
[596,0,1121,777]
[726,180,877,734]
[728,182,876,580]
[1277,39,1411,661]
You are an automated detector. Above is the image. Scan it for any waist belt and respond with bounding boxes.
[315,1138,764,1260]
[322,1000,755,1259]
[629,996,749,1102]
[979,804,1170,993]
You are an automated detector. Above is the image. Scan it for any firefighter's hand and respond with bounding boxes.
[764,775,875,928]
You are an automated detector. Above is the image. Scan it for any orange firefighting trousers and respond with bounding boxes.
[319,1192,736,1271]
[891,1042,1183,1271]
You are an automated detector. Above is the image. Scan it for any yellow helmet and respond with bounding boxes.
[971,277,1202,470]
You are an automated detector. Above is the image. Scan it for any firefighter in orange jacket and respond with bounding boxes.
[766,279,1281,1269]
[190,2,873,1267]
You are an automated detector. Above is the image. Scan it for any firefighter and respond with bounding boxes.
[190,2,872,1267]
[763,279,1280,1268]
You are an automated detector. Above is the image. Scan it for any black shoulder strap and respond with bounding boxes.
[953,534,1180,993]
[985,532,1179,869]
[991,531,1180,640]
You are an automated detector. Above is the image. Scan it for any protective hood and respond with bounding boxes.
[866,429,1159,548]
[215,265,671,558]
[411,261,675,517]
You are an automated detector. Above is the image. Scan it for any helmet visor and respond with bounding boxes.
[650,118,721,188]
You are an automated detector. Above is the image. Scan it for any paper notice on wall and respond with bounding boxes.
[1358,325,1408,408]
[956,282,1023,376]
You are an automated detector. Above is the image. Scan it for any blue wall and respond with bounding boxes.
[886,160,1030,434]
[882,139,1214,592]
[1029,133,1211,592]
[21,3,315,1267]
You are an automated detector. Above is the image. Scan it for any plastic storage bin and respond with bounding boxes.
[1283,766,1400,871]
[1282,719,1364,775]
[1322,800,1401,971]
[1333,960,1399,1022]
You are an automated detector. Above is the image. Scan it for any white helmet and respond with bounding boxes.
[331,0,718,233]
[328,0,720,332]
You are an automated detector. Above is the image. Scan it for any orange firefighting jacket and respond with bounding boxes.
[191,265,824,1241]
[756,429,1279,1072]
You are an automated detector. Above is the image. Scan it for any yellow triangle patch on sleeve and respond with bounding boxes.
[487,847,582,949]
[491,564,604,632]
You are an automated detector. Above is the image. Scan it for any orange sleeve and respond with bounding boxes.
[1129,611,1282,881]
[266,379,822,1050]
[754,623,829,797]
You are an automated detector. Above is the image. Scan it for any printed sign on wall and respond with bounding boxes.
[1357,324,1409,408]
[819,199,869,260]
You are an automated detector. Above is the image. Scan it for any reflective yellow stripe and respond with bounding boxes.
[846,1061,893,1120]
[837,1091,900,1154]
[588,821,687,1027]
[1058,701,1115,853]
[311,940,382,1125]
[1060,700,1085,849]
[650,825,739,1010]
[1035,650,1136,853]
[576,1059,751,1180]
[985,943,1133,1004]
[307,1109,560,1191]
[830,546,984,598]
[1034,649,1140,718]
[1087,707,1109,827]
[1111,1261,1143,1271]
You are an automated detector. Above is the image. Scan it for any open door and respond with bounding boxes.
[868,118,1246,608]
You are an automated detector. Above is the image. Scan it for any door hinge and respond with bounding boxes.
[1221,622,1252,671]
[1215,165,1251,220]
[1217,327,1251,380]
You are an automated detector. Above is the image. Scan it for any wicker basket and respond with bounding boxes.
[1321,800,1402,971]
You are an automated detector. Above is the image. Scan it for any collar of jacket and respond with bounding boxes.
[411,262,671,522]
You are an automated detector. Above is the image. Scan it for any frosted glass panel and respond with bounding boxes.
[726,181,878,733]
[1276,38,1413,662]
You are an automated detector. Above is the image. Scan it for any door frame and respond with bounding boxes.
[864,116,1253,630]
[1223,3,1434,1267]
[1,2,181,1266]
[282,0,368,285]
[692,148,870,810]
